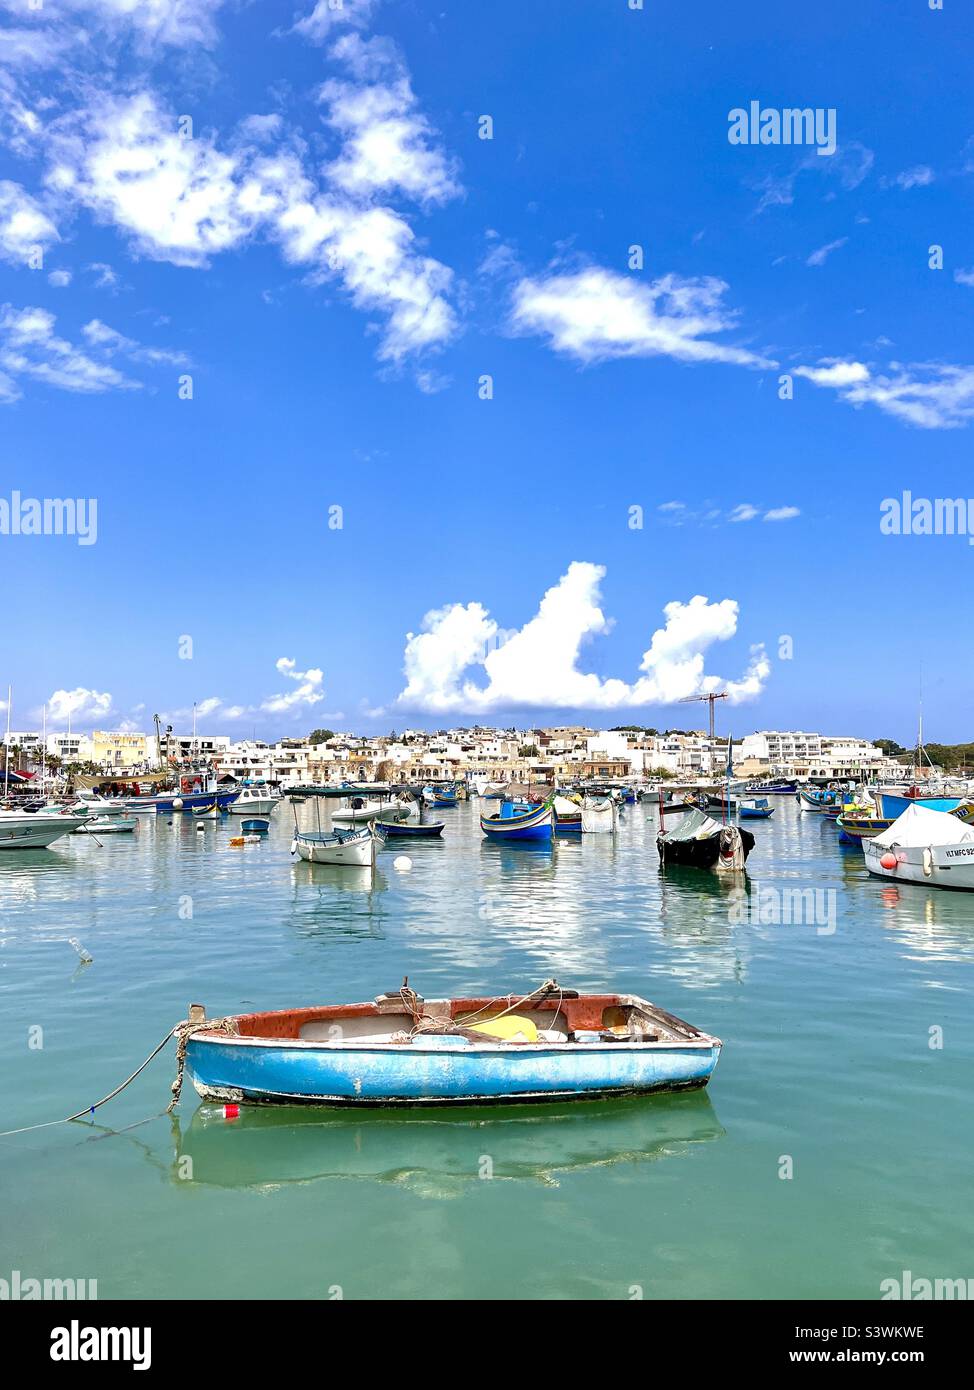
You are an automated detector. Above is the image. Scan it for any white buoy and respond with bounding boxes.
[393,855,413,873]
[172,797,184,810]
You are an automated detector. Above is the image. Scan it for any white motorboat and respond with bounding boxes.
[332,797,409,824]
[863,804,974,890]
[75,814,137,834]
[0,809,92,849]
[229,787,278,816]
[290,825,377,866]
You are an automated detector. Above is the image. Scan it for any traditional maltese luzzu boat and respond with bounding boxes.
[179,981,722,1108]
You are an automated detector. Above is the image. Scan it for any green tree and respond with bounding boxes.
[308,729,335,746]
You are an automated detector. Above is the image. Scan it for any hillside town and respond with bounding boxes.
[1,723,917,789]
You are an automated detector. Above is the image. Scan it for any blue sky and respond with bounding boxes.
[1,0,972,743]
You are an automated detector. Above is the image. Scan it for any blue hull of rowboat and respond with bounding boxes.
[184,1034,721,1106]
[738,805,774,819]
[480,803,553,841]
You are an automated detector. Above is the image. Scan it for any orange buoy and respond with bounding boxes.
[880,853,897,870]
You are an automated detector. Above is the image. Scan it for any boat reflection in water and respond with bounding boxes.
[170,1089,724,1199]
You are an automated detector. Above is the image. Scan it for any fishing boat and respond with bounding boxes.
[192,802,221,819]
[229,786,278,816]
[0,808,92,848]
[836,812,895,844]
[797,787,841,813]
[745,778,797,794]
[581,795,617,833]
[290,824,378,867]
[657,807,754,871]
[125,770,239,815]
[241,817,271,833]
[480,800,553,842]
[178,981,722,1107]
[552,794,582,834]
[863,804,974,890]
[431,786,459,807]
[737,799,774,820]
[374,817,445,838]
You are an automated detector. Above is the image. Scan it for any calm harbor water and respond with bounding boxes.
[1,797,972,1300]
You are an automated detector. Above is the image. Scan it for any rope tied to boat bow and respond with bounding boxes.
[167,1014,239,1113]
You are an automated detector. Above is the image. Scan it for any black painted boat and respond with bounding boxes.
[657,808,754,870]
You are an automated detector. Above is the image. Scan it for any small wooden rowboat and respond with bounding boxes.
[180,982,721,1107]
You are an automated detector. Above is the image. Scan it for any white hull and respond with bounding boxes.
[75,815,137,834]
[332,802,407,823]
[863,839,974,890]
[0,812,91,848]
[229,796,276,816]
[293,834,375,866]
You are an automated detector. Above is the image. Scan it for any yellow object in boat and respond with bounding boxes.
[468,1014,538,1042]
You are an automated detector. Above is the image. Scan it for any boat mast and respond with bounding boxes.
[41,701,46,799]
[3,685,10,799]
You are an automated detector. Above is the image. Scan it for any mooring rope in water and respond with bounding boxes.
[0,1014,238,1139]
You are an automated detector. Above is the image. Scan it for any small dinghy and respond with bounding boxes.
[178,980,722,1107]
[290,825,377,866]
[657,807,754,871]
[75,814,137,834]
[863,804,974,890]
[375,818,444,838]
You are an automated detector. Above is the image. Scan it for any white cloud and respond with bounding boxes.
[954,268,974,289]
[294,0,378,43]
[795,359,870,388]
[0,303,140,397]
[511,266,773,369]
[46,687,113,725]
[47,268,72,287]
[261,657,325,713]
[806,237,848,267]
[729,503,758,522]
[0,303,187,401]
[50,92,259,268]
[753,142,874,213]
[796,357,974,429]
[55,0,225,49]
[319,36,461,206]
[763,506,800,521]
[0,179,58,265]
[890,165,934,190]
[395,562,768,713]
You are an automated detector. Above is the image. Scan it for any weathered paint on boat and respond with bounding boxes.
[183,991,721,1107]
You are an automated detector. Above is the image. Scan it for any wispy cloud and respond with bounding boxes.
[806,237,848,267]
[796,357,974,429]
[511,265,774,369]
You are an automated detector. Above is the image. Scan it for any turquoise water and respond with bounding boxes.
[1,797,972,1300]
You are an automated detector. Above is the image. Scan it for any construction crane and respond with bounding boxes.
[678,691,728,741]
